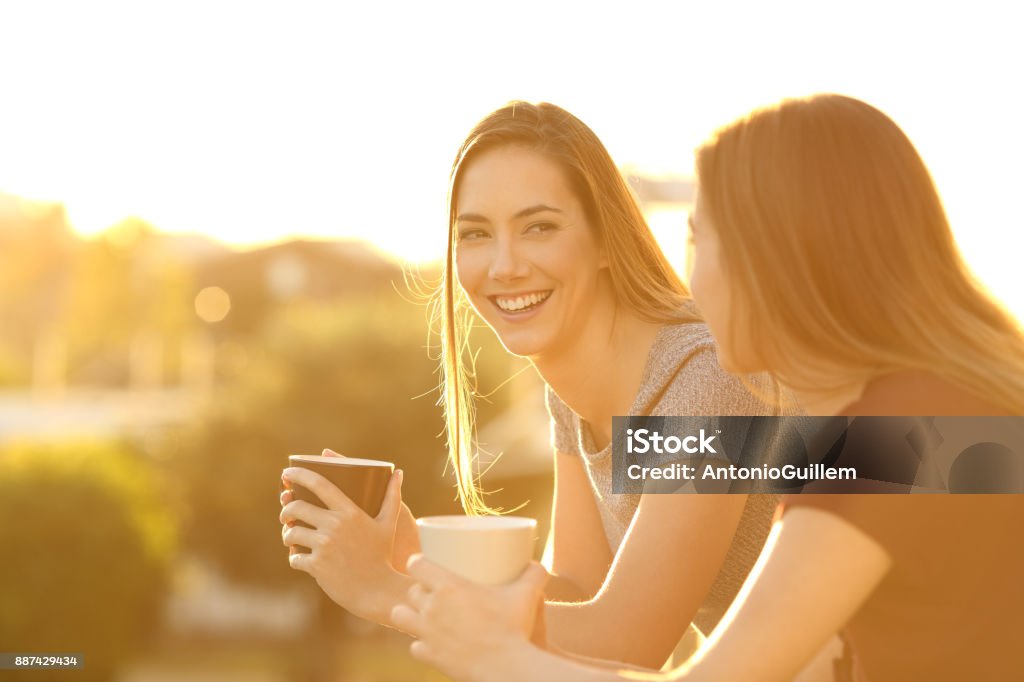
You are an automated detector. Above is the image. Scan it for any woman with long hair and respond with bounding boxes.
[392,94,1024,681]
[279,101,784,668]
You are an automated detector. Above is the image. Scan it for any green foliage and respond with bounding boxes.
[0,441,176,681]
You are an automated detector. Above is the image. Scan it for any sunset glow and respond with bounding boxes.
[0,1,1020,317]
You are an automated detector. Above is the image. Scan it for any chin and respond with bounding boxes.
[495,336,545,359]
[486,324,557,358]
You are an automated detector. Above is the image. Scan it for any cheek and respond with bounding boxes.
[689,251,740,367]
[689,252,727,327]
[455,248,486,296]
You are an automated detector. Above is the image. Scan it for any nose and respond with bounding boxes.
[487,236,529,282]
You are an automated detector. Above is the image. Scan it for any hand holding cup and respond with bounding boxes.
[279,450,413,623]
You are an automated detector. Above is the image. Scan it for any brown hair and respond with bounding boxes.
[696,94,1024,413]
[436,101,699,513]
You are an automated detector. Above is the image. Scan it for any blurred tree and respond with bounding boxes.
[0,199,78,385]
[64,219,196,387]
[0,440,176,681]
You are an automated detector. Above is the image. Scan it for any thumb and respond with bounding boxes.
[322,448,347,459]
[376,469,404,526]
[515,561,549,595]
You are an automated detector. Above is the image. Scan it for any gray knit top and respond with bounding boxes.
[545,322,783,633]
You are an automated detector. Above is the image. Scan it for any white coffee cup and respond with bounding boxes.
[416,516,538,585]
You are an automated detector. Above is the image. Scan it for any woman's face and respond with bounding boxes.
[688,191,758,373]
[454,145,609,359]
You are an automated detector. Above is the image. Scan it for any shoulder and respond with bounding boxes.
[544,384,581,455]
[544,383,577,426]
[844,372,1012,416]
[646,322,719,381]
[658,321,717,357]
[646,324,781,416]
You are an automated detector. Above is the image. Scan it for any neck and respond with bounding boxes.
[532,304,662,449]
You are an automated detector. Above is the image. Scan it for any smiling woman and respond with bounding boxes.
[431,102,790,664]
[440,103,703,512]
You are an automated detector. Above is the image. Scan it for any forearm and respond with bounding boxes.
[666,510,890,682]
[548,642,663,674]
[544,572,594,602]
[544,598,682,669]
[492,642,665,682]
[544,494,747,669]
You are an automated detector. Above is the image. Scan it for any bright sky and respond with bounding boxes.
[0,1,1021,316]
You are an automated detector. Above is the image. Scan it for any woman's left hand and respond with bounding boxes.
[391,556,549,682]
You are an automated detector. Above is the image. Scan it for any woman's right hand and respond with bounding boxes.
[286,449,421,571]
[279,451,415,624]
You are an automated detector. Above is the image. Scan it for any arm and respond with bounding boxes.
[544,451,615,601]
[392,507,890,682]
[668,506,891,681]
[545,491,747,668]
[392,557,653,682]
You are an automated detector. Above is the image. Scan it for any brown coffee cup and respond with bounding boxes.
[285,454,394,553]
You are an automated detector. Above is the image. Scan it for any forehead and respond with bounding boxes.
[456,146,581,217]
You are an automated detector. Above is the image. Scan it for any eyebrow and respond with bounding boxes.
[456,204,563,223]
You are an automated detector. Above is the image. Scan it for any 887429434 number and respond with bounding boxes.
[0,653,84,669]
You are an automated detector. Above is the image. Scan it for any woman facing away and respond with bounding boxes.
[391,94,1024,681]
[278,101,792,669]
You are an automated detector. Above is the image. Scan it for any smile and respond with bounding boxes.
[491,290,552,313]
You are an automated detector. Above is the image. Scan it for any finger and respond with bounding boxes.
[280,499,333,528]
[282,467,361,515]
[408,640,439,667]
[282,524,318,550]
[390,604,425,638]
[375,469,404,526]
[280,489,293,507]
[406,582,430,611]
[322,448,348,458]
[288,550,314,574]
[406,554,460,591]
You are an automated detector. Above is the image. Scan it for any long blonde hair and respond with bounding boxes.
[436,101,699,513]
[695,94,1024,413]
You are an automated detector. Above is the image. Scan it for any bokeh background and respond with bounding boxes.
[1,2,1021,681]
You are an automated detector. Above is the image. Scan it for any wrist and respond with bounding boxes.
[367,568,413,627]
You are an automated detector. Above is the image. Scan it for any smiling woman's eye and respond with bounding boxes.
[525,222,557,235]
[457,228,489,242]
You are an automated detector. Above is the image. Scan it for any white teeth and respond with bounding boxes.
[495,291,550,312]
